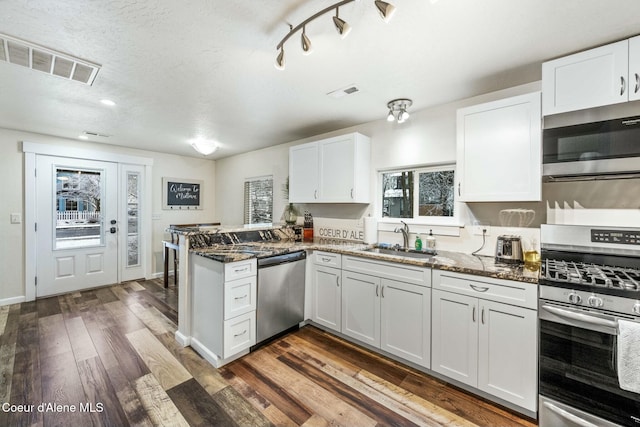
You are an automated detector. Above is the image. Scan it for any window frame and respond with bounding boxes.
[243,175,274,226]
[378,164,460,227]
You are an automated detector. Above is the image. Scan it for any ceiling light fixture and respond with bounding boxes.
[386,98,413,123]
[190,139,218,156]
[275,0,396,70]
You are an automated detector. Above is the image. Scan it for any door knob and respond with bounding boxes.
[109,227,117,234]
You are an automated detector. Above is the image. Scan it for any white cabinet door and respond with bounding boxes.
[478,300,538,412]
[289,133,370,203]
[380,279,430,368]
[456,92,541,202]
[289,142,319,203]
[341,271,380,347]
[312,265,342,331]
[629,36,640,101]
[542,40,629,115]
[431,289,478,387]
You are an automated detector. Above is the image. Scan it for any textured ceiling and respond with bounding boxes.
[1,0,640,159]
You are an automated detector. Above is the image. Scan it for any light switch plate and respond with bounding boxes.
[10,213,21,224]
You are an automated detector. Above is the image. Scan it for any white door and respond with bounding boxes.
[36,155,118,297]
[341,271,380,347]
[431,289,478,387]
[477,299,538,412]
[380,279,431,368]
[312,265,342,331]
[319,136,354,202]
[289,142,319,203]
[120,164,145,282]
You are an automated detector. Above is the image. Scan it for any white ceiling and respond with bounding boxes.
[1,0,639,159]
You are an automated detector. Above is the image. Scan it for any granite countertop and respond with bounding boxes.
[191,239,539,284]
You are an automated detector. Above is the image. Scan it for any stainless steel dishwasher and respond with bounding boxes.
[254,250,306,348]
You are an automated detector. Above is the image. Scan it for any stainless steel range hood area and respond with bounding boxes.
[542,101,640,182]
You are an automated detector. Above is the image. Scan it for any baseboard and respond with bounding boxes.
[0,295,26,307]
[174,330,191,347]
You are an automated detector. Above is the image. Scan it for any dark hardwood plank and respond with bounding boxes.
[36,296,62,318]
[222,359,313,425]
[212,384,274,427]
[76,356,130,427]
[40,350,92,427]
[38,313,72,358]
[102,326,151,381]
[166,378,240,427]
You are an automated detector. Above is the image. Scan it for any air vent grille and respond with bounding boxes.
[0,33,101,85]
[327,84,360,98]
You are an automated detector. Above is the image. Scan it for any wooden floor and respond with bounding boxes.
[0,277,538,426]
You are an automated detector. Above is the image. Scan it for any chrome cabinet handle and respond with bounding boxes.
[336,275,340,287]
[314,189,318,199]
[381,285,385,298]
[321,257,331,262]
[350,188,354,199]
[234,330,247,338]
[470,284,489,293]
[458,182,461,196]
[481,308,485,324]
[234,266,249,273]
[621,76,626,96]
[234,295,248,300]
[375,285,379,297]
[635,73,639,94]
[472,306,476,322]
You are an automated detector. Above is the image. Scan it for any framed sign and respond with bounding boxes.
[162,177,203,210]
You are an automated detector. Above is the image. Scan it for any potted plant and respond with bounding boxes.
[282,177,299,225]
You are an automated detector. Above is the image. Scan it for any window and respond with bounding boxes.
[244,176,273,225]
[381,165,456,222]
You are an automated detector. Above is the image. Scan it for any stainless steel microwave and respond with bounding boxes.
[543,113,640,181]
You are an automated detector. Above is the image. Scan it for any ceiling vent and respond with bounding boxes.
[327,84,360,98]
[83,131,110,138]
[0,33,100,85]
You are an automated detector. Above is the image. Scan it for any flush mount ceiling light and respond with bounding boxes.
[190,139,219,156]
[275,0,396,70]
[386,98,413,123]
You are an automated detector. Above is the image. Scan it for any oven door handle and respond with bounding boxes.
[541,304,619,331]
[542,401,601,427]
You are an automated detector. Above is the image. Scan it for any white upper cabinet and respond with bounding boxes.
[456,92,541,202]
[629,36,640,101]
[289,133,371,203]
[542,39,632,115]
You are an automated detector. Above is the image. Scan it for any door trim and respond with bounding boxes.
[23,141,153,301]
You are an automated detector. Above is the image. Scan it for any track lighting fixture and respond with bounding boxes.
[386,98,413,124]
[275,0,396,70]
[333,8,351,39]
[301,26,312,55]
[374,1,396,23]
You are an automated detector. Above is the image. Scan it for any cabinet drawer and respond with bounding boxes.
[314,251,342,268]
[223,311,255,357]
[342,256,430,287]
[224,276,257,320]
[224,258,256,281]
[433,270,537,309]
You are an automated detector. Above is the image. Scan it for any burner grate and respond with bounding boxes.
[543,259,640,291]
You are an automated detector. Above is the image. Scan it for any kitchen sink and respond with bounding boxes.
[362,247,436,259]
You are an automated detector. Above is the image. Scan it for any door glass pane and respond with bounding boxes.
[127,172,140,266]
[55,168,103,249]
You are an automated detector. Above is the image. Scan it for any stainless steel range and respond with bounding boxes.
[538,224,640,427]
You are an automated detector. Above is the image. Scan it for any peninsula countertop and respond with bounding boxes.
[191,239,539,284]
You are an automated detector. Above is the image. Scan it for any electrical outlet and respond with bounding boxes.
[10,213,21,224]
[472,224,490,236]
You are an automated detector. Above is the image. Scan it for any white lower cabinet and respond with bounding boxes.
[311,252,342,332]
[341,256,431,369]
[432,270,538,413]
[190,254,257,368]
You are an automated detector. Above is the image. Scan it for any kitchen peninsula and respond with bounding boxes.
[170,223,539,417]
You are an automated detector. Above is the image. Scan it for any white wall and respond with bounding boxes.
[215,80,640,255]
[0,128,216,303]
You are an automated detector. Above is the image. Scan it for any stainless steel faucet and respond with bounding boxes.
[394,221,410,250]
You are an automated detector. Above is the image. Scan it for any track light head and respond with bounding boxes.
[275,47,285,70]
[386,109,395,122]
[333,8,352,39]
[374,1,396,23]
[301,26,313,55]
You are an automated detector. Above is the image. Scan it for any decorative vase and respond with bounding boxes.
[284,203,298,225]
